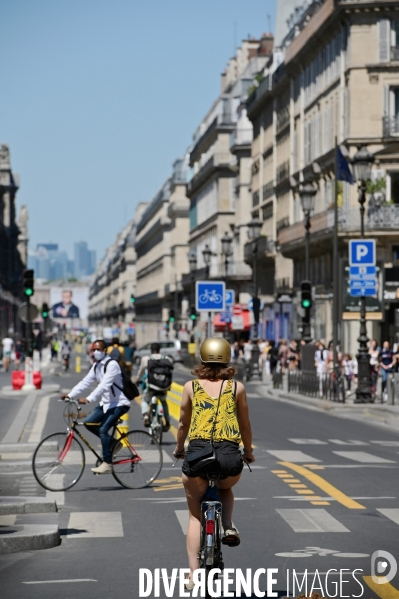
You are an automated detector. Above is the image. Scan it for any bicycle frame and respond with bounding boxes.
[199,480,223,569]
[60,402,142,466]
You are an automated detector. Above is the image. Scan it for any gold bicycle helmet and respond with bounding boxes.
[200,337,231,364]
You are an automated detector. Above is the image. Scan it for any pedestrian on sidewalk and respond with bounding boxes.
[61,339,130,474]
[342,353,356,393]
[379,341,395,402]
[369,339,380,397]
[315,341,328,397]
[1,335,14,372]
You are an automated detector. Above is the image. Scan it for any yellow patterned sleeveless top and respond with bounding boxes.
[188,379,241,443]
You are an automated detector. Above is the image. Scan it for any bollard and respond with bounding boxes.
[76,356,81,373]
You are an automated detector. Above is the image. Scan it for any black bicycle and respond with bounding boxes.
[32,399,163,491]
[199,475,224,598]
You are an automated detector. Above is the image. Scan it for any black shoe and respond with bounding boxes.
[162,421,171,432]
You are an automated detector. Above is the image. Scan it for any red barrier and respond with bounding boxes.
[11,370,42,390]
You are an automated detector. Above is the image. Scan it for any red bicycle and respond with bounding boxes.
[32,399,163,491]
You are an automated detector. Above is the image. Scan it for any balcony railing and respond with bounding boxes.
[187,153,237,195]
[278,205,399,246]
[383,116,399,137]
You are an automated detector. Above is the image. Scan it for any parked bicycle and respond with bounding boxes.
[32,399,163,491]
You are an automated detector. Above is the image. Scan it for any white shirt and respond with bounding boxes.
[68,356,130,412]
[2,338,13,352]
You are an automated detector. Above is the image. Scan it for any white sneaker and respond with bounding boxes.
[91,462,112,474]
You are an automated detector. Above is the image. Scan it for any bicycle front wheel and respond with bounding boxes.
[112,430,163,489]
[32,432,85,491]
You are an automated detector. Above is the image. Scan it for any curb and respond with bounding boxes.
[0,384,60,398]
[0,524,60,554]
[0,496,57,515]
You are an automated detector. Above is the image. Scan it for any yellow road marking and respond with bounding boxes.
[363,576,399,597]
[154,484,184,492]
[295,490,314,495]
[289,484,307,488]
[305,464,325,470]
[279,461,366,509]
[271,470,288,474]
[311,501,330,505]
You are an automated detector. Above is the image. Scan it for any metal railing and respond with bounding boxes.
[383,116,399,137]
[288,371,346,402]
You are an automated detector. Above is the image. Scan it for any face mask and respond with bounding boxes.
[93,350,105,361]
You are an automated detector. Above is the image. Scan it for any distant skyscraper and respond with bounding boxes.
[74,241,96,278]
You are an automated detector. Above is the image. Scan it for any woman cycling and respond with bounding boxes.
[173,337,255,589]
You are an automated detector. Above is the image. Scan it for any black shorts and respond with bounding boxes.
[182,439,243,480]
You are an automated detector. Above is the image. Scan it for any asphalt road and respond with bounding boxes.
[1,362,399,598]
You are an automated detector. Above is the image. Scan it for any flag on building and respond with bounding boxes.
[336,146,354,184]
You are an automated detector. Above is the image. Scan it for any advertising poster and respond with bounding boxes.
[50,286,89,323]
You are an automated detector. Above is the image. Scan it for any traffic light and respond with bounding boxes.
[23,269,34,297]
[189,306,197,321]
[169,309,175,323]
[130,294,135,304]
[300,281,312,310]
[41,303,49,319]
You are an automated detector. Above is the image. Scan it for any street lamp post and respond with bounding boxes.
[247,214,262,379]
[299,182,317,341]
[202,244,213,337]
[188,249,197,332]
[352,146,375,403]
[221,231,233,340]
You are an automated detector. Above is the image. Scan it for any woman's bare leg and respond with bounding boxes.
[217,474,241,530]
[182,473,208,578]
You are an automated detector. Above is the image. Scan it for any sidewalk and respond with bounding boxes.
[257,375,399,432]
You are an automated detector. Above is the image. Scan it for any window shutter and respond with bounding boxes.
[378,19,390,63]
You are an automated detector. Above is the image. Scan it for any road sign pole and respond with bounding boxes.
[355,184,372,403]
[208,312,212,338]
[22,296,35,391]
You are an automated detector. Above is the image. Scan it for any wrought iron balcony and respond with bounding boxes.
[383,116,399,137]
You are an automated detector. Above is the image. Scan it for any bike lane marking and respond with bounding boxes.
[276,509,350,532]
[333,451,396,464]
[363,576,399,598]
[28,394,53,443]
[279,461,366,509]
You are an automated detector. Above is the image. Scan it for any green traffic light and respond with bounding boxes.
[130,297,135,303]
[170,317,175,323]
[42,311,48,318]
[302,299,311,308]
[25,288,33,297]
[190,315,196,320]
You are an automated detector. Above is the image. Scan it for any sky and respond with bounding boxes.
[1,0,276,260]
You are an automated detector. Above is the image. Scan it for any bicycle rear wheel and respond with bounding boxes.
[32,432,85,491]
[112,430,163,489]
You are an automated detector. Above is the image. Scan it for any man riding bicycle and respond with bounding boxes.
[137,342,173,431]
[61,339,130,474]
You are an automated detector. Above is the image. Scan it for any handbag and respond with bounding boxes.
[186,381,224,473]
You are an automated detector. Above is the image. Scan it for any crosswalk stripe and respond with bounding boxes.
[65,512,123,538]
[333,451,396,464]
[276,509,350,533]
[377,508,399,525]
[267,450,321,463]
[329,439,368,445]
[289,439,327,445]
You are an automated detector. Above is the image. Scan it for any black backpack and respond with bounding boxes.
[147,355,174,391]
[94,359,140,400]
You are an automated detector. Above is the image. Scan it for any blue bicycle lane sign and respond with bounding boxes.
[196,281,226,312]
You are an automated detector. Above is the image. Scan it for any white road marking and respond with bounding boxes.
[276,509,350,533]
[289,439,327,445]
[28,394,53,443]
[45,475,65,506]
[0,515,17,525]
[65,512,123,538]
[267,450,321,463]
[175,510,189,535]
[23,580,97,584]
[162,451,172,463]
[377,508,399,525]
[328,440,368,445]
[332,451,396,464]
[274,496,395,501]
[371,441,399,447]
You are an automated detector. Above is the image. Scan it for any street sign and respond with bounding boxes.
[18,302,39,323]
[219,310,232,324]
[349,266,377,277]
[195,281,226,312]
[350,279,377,289]
[350,288,377,297]
[231,315,244,330]
[225,289,235,307]
[349,239,376,266]
[247,298,264,311]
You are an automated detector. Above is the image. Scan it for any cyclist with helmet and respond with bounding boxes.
[173,337,255,588]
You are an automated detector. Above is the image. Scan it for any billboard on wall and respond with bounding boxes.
[50,287,89,321]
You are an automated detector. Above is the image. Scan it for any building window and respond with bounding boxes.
[252,190,260,207]
[262,202,273,221]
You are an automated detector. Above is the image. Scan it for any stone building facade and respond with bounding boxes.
[246,0,399,353]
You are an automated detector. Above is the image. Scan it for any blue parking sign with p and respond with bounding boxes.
[349,240,376,266]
